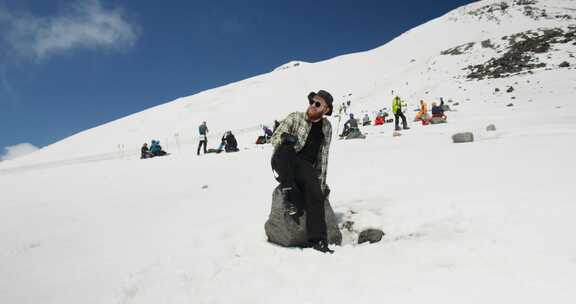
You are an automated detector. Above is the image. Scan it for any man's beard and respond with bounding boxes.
[307,107,323,121]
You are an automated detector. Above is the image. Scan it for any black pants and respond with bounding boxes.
[197,140,207,155]
[272,144,327,241]
[394,110,408,128]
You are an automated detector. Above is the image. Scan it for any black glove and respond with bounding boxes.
[280,133,298,146]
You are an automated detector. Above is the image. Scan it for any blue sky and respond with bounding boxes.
[0,0,473,156]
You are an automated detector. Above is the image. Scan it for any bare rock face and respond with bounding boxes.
[449,26,576,80]
[265,186,342,247]
[452,132,474,143]
[358,229,385,244]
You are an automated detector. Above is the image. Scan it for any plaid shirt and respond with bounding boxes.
[271,111,332,191]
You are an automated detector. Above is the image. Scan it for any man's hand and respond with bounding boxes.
[281,133,298,146]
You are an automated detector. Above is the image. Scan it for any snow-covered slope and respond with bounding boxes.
[2,0,574,166]
[1,1,576,303]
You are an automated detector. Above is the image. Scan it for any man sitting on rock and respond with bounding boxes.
[270,89,335,253]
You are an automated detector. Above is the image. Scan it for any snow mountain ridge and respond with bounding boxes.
[2,0,575,167]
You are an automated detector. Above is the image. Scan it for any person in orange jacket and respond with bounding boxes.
[414,100,429,122]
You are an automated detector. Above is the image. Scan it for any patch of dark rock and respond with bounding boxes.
[358,229,385,244]
[559,61,570,67]
[441,42,475,56]
[507,103,514,107]
[466,27,575,79]
[514,0,537,5]
[452,132,474,143]
[342,221,355,232]
[507,86,514,93]
[481,39,496,49]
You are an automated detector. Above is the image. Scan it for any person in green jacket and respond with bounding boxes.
[392,96,409,131]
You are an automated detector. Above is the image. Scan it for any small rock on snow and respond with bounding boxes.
[358,229,385,244]
[452,132,474,143]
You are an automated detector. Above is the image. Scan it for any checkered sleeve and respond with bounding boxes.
[270,112,297,149]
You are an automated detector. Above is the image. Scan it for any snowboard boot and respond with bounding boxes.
[394,125,401,131]
[309,239,334,254]
[281,186,301,224]
[403,124,410,130]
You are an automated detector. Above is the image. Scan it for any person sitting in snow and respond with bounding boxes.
[341,113,359,137]
[414,100,430,122]
[270,89,335,254]
[140,143,154,159]
[431,99,447,123]
[149,140,168,156]
[362,113,371,126]
[374,115,385,126]
[223,131,239,152]
[263,126,274,142]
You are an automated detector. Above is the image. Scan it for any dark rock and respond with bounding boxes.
[507,103,514,107]
[452,132,474,143]
[495,88,500,92]
[486,124,497,131]
[441,42,475,56]
[481,39,496,49]
[453,102,460,106]
[466,27,575,79]
[265,185,342,247]
[507,86,514,93]
[358,229,385,244]
[559,61,570,68]
[342,221,354,232]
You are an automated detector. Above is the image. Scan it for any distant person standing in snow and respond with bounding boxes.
[392,96,409,131]
[197,121,209,155]
[270,89,335,253]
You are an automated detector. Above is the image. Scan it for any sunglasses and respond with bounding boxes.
[309,100,323,108]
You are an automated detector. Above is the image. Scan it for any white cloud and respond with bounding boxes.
[1,143,40,161]
[0,0,138,60]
